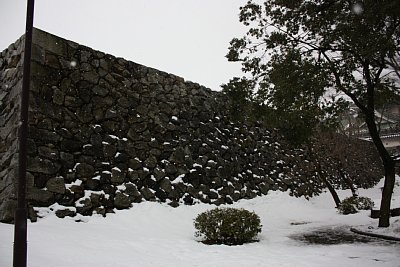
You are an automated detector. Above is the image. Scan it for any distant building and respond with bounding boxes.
[340,102,400,153]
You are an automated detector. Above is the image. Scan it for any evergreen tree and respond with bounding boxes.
[225,0,400,227]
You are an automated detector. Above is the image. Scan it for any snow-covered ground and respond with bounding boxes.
[1,178,399,267]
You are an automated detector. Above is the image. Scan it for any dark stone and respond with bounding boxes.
[169,146,186,164]
[61,139,83,152]
[144,156,158,169]
[168,201,180,208]
[55,208,76,218]
[75,163,95,179]
[103,143,117,158]
[60,152,75,169]
[28,206,38,222]
[111,168,125,184]
[89,192,103,207]
[82,70,99,84]
[159,178,172,193]
[115,152,128,163]
[114,192,131,209]
[30,128,61,143]
[27,157,61,175]
[212,198,226,206]
[155,189,168,201]
[183,194,194,205]
[56,190,75,206]
[46,177,65,194]
[100,183,116,195]
[86,178,100,190]
[53,88,65,105]
[34,174,49,188]
[94,207,106,216]
[0,200,17,223]
[260,184,270,195]
[28,187,54,206]
[165,163,177,175]
[38,146,59,160]
[206,190,219,200]
[76,198,93,215]
[129,158,142,170]
[141,187,156,201]
[125,183,141,197]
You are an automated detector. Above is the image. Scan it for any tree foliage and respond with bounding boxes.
[225,0,400,227]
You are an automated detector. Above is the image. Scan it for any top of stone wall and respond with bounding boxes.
[31,28,213,92]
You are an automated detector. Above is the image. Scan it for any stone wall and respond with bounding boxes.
[0,36,24,222]
[0,28,383,222]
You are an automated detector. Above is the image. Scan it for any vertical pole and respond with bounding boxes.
[13,0,35,267]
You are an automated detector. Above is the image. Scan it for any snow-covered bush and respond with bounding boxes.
[194,207,262,245]
[338,196,374,215]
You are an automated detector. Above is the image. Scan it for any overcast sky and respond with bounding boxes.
[0,0,248,90]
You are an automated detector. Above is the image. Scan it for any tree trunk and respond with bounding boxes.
[322,175,342,208]
[378,160,396,227]
[307,143,342,208]
[316,163,341,208]
[362,106,395,227]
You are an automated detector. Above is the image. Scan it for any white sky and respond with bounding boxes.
[0,0,247,91]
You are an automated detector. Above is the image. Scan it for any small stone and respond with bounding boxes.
[46,177,65,194]
[144,156,157,169]
[114,192,131,209]
[125,184,141,197]
[0,200,17,223]
[159,178,172,193]
[55,208,76,218]
[76,198,93,215]
[92,85,109,96]
[111,168,125,184]
[75,163,95,178]
[168,201,179,208]
[140,187,155,201]
[53,88,65,105]
[129,158,142,170]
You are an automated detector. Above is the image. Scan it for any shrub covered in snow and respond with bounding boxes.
[194,207,262,245]
[338,196,374,215]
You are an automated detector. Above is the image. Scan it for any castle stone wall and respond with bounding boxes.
[0,29,382,222]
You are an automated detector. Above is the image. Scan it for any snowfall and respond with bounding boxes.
[1,178,399,267]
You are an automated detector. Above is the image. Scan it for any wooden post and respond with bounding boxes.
[13,1,35,266]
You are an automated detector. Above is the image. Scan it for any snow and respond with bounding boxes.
[0,179,399,267]
[92,175,101,180]
[172,174,185,184]
[117,184,127,191]
[65,179,82,189]
[112,167,122,172]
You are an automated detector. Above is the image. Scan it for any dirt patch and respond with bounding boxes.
[290,226,398,245]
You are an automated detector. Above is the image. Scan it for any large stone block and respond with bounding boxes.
[33,28,69,57]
